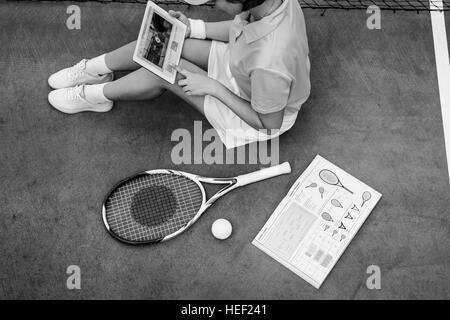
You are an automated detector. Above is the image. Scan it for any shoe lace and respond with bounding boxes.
[67,85,85,101]
[67,59,87,81]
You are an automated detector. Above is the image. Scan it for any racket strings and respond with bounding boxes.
[104,173,203,242]
[130,186,177,227]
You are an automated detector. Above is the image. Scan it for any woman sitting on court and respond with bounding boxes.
[47,0,310,148]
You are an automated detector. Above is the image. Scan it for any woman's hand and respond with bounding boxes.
[176,66,220,96]
[168,10,191,38]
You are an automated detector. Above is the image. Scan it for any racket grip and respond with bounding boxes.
[236,162,291,187]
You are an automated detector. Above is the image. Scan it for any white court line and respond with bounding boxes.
[430,0,450,183]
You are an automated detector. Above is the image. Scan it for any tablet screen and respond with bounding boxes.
[133,1,186,84]
[138,11,173,70]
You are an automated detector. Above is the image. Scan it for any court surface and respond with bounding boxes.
[0,1,449,299]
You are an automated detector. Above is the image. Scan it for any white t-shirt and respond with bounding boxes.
[228,0,311,119]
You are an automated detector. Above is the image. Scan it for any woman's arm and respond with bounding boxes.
[176,67,284,130]
[213,82,284,130]
[205,20,234,42]
[169,11,232,42]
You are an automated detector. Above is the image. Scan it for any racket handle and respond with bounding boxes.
[236,162,291,187]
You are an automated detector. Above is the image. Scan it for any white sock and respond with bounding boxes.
[86,54,112,76]
[84,83,111,104]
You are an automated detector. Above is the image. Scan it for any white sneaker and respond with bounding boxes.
[48,59,113,89]
[48,85,113,114]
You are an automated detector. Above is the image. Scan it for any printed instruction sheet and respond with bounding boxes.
[253,155,382,288]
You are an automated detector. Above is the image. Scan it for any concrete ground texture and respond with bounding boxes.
[0,1,449,299]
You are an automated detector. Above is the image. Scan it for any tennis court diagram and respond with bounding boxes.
[0,0,449,299]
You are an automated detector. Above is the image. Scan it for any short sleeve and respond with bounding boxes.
[250,68,292,114]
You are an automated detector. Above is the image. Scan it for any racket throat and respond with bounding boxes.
[203,180,237,207]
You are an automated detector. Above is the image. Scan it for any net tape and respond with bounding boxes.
[7,0,450,11]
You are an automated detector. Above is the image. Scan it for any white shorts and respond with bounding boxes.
[204,40,298,149]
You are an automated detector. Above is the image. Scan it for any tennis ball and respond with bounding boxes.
[211,219,232,240]
[184,0,210,5]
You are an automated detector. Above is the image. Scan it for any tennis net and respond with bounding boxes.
[5,0,450,11]
[300,0,448,10]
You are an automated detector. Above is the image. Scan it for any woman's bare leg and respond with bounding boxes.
[103,59,207,115]
[103,39,212,72]
[181,39,212,71]
[104,41,140,71]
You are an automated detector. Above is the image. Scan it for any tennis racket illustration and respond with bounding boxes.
[319,169,354,194]
[102,162,291,244]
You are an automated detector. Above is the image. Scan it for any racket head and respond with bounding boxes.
[362,191,372,201]
[319,169,339,185]
[102,170,206,244]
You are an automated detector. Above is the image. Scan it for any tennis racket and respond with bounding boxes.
[102,162,291,244]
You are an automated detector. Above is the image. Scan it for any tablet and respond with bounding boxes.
[133,1,187,84]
